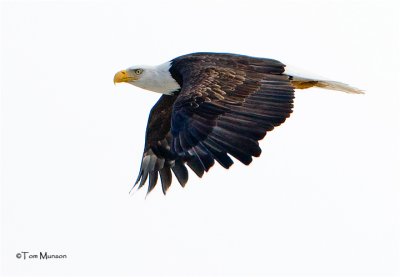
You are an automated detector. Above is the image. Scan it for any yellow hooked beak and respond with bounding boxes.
[113,69,137,84]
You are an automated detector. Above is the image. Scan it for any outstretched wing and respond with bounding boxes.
[134,95,189,194]
[135,53,295,194]
[170,53,295,174]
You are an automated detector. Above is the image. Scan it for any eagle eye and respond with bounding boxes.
[135,69,143,75]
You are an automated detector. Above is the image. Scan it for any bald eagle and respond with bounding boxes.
[114,52,362,195]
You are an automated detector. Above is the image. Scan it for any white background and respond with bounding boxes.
[1,0,399,276]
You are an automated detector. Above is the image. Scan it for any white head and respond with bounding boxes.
[114,62,180,95]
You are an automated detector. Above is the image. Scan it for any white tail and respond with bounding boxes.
[312,80,364,94]
[284,65,364,94]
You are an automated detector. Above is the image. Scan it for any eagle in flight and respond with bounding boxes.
[114,52,362,195]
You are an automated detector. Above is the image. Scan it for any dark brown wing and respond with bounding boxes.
[170,53,295,174]
[134,95,188,195]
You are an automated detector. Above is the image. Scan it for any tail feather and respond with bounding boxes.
[284,64,364,94]
[291,79,364,94]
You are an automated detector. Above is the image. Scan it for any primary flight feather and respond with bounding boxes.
[114,52,362,195]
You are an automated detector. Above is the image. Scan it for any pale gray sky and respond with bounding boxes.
[1,0,400,276]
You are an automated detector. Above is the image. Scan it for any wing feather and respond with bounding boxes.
[133,95,191,194]
[159,167,172,194]
[170,53,295,169]
[171,161,189,187]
